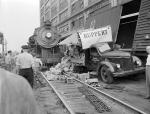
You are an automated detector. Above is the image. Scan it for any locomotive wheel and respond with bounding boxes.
[100,65,114,84]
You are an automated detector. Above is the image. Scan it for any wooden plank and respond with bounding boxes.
[134,34,146,37]
[135,30,150,35]
[138,15,150,21]
[135,28,150,33]
[136,27,150,32]
[133,45,150,48]
[136,23,150,28]
[133,43,150,47]
[139,9,150,14]
[136,20,150,25]
[141,0,150,6]
[141,2,150,7]
[134,37,147,40]
[131,0,150,51]
[138,14,149,19]
[136,25,150,30]
[133,42,150,45]
[134,41,150,45]
[133,40,150,43]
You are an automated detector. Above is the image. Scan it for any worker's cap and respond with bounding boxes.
[21,45,29,49]
[146,46,150,50]
[8,50,12,53]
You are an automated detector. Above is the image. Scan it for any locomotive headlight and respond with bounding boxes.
[46,32,51,38]
[116,64,121,69]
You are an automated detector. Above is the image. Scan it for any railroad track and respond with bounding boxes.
[38,72,147,114]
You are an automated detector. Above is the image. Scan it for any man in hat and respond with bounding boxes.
[16,45,34,88]
[145,46,150,99]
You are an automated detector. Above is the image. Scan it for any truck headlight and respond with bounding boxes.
[116,64,121,69]
[136,61,142,66]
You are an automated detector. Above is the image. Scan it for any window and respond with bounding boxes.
[71,0,84,15]
[45,11,50,21]
[40,0,46,7]
[71,3,76,15]
[116,0,141,49]
[88,0,97,6]
[79,0,84,9]
[71,20,76,30]
[51,0,56,5]
[59,9,68,22]
[79,16,84,28]
[59,24,69,34]
[45,1,50,13]
[51,17,58,26]
[40,7,45,17]
[59,0,68,11]
[51,4,58,18]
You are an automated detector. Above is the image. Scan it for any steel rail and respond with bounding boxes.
[65,73,147,114]
[40,72,75,114]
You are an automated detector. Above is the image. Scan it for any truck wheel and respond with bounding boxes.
[100,65,114,84]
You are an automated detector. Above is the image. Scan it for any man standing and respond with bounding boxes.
[145,46,150,99]
[33,54,42,72]
[16,45,34,88]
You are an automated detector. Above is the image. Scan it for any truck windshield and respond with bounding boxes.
[96,43,111,53]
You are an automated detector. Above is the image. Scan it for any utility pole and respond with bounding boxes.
[4,38,7,54]
[0,32,4,56]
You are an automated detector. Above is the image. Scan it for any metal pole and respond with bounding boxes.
[2,37,4,56]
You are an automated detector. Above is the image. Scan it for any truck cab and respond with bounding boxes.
[84,43,145,83]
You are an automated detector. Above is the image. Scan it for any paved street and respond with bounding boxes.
[97,73,150,113]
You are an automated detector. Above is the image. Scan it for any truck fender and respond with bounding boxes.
[97,61,115,73]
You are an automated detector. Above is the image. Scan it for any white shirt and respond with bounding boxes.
[16,52,34,69]
[34,57,42,68]
[5,54,12,64]
[146,55,150,65]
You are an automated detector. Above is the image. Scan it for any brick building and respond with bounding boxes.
[39,0,133,38]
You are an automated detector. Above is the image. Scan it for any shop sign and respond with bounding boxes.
[79,25,112,49]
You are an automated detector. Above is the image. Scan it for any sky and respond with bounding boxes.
[0,0,40,52]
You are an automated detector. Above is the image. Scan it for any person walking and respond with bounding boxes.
[145,46,150,99]
[33,54,42,72]
[5,50,13,71]
[16,45,35,88]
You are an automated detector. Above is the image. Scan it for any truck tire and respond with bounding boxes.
[100,65,114,84]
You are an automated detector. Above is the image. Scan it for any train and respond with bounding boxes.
[28,21,64,68]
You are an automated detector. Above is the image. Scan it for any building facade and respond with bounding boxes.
[39,0,133,38]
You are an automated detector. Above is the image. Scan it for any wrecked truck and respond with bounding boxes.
[77,26,145,84]
[83,42,145,84]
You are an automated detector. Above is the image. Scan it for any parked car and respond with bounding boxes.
[84,43,145,83]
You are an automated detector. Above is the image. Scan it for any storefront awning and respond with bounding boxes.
[58,33,80,46]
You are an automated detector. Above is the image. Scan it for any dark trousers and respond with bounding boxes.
[19,68,34,88]
[146,65,150,97]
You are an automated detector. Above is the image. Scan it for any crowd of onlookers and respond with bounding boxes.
[1,49,42,74]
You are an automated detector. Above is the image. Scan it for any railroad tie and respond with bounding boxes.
[78,86,111,113]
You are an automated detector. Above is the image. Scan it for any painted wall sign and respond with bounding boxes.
[79,25,112,49]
